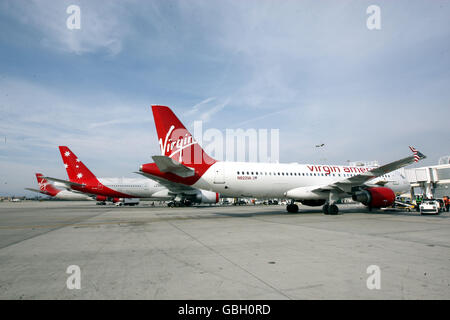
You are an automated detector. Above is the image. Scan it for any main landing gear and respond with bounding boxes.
[322,204,339,215]
[286,202,299,213]
[167,200,192,208]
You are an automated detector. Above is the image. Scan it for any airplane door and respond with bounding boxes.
[213,163,225,184]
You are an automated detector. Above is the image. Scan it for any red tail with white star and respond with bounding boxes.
[58,146,98,184]
[35,173,60,197]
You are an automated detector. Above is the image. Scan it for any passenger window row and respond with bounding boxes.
[237,171,339,177]
[107,185,144,188]
[236,171,391,178]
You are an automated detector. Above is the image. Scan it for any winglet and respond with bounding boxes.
[409,146,426,163]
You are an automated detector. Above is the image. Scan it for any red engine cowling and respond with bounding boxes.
[191,190,220,204]
[352,187,395,208]
[96,195,107,201]
[112,198,121,203]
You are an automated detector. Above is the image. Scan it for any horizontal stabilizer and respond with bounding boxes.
[135,171,197,194]
[25,187,48,195]
[42,176,85,188]
[151,155,195,178]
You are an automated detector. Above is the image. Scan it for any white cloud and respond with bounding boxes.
[2,0,131,55]
[185,97,216,116]
[1,0,449,195]
[0,78,160,194]
[199,99,231,123]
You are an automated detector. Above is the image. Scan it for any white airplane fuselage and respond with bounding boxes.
[53,189,93,200]
[141,105,422,214]
[191,162,410,199]
[95,178,172,200]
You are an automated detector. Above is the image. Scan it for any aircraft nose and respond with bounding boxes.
[139,165,143,172]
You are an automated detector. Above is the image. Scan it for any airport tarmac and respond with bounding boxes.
[0,201,449,299]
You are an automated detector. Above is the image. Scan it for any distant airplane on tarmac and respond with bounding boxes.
[139,105,424,214]
[42,146,219,206]
[25,173,92,200]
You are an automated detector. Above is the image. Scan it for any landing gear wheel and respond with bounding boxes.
[323,204,338,214]
[328,204,339,215]
[286,204,299,213]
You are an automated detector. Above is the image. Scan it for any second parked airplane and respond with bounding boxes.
[43,146,219,205]
[139,105,425,214]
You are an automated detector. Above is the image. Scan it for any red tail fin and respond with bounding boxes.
[58,146,98,184]
[151,105,215,168]
[35,173,60,196]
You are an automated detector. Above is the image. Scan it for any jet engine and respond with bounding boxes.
[187,190,219,204]
[96,195,107,201]
[352,187,395,208]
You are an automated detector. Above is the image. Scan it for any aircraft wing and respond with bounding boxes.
[311,147,426,193]
[42,176,85,188]
[374,180,390,186]
[134,171,197,194]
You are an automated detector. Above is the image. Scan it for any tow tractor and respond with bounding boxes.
[393,200,416,212]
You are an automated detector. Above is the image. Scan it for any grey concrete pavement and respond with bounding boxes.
[0,201,449,299]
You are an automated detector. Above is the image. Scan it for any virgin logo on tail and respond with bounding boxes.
[36,174,48,191]
[152,105,215,167]
[159,125,199,162]
[38,181,48,191]
[35,173,60,196]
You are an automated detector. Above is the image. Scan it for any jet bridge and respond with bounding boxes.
[405,164,450,199]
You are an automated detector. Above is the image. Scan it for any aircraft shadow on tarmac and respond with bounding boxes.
[212,211,286,218]
[211,207,353,217]
[87,203,448,219]
[211,207,449,218]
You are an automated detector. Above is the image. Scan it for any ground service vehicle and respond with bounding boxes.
[420,199,440,215]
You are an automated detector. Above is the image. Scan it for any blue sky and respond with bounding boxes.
[0,0,449,196]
